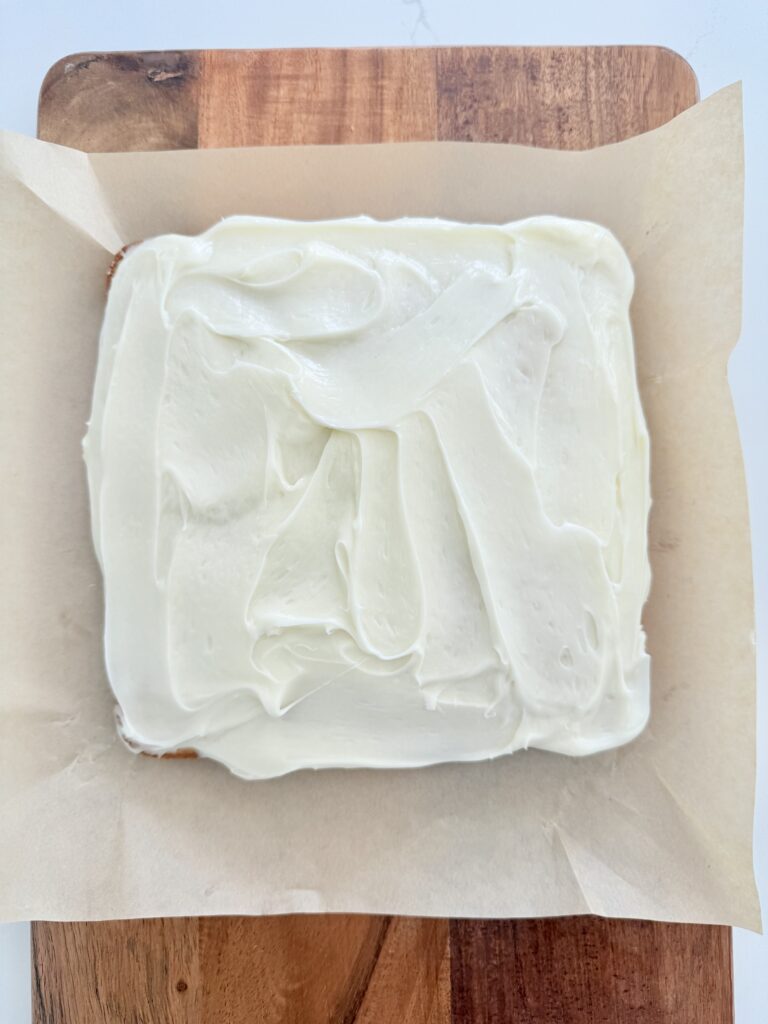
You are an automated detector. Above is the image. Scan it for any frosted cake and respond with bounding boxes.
[84,215,651,778]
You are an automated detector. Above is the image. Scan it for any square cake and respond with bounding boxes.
[84,215,651,778]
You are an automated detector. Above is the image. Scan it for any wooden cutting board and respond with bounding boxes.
[33,46,733,1024]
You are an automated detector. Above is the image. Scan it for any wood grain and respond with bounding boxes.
[197,48,440,147]
[38,46,698,152]
[39,51,201,152]
[33,917,450,1024]
[33,918,200,1024]
[450,918,733,1024]
[33,45,728,1024]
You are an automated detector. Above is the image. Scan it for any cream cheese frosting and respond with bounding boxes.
[84,215,651,779]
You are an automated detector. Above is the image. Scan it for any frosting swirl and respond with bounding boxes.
[84,215,651,778]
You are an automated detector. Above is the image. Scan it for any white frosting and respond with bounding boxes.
[84,215,651,779]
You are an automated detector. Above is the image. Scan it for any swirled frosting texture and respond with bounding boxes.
[84,215,651,778]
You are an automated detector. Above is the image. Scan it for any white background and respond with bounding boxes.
[1,2,765,1021]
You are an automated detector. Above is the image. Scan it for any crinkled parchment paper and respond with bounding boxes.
[0,83,759,927]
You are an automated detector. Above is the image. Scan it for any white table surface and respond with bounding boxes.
[1,1,765,1021]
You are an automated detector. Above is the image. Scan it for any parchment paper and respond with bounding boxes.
[0,83,759,928]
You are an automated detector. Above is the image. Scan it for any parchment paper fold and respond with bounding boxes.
[0,83,759,928]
